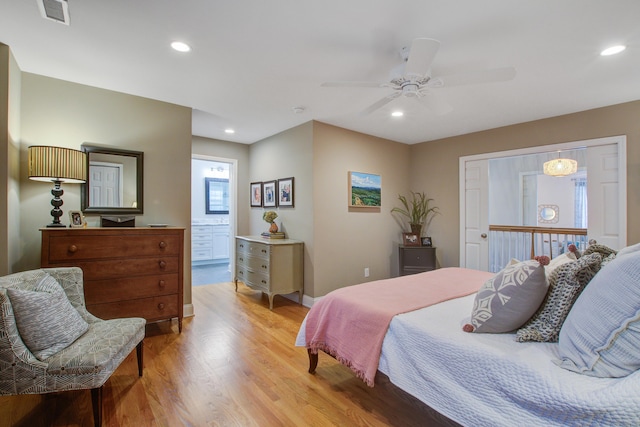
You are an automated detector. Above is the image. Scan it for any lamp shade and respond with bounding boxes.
[543,158,577,177]
[28,146,87,183]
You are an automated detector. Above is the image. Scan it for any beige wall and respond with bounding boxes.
[312,122,411,296]
[17,73,193,305]
[411,100,640,268]
[248,122,315,297]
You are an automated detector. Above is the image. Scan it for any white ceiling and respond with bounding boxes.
[1,1,639,145]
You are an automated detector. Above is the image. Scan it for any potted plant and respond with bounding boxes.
[391,191,439,237]
[263,210,278,233]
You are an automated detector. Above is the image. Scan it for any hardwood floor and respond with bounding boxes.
[0,282,459,427]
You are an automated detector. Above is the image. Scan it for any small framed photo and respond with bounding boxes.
[69,210,85,228]
[278,177,294,207]
[421,236,433,247]
[263,180,277,208]
[402,232,420,247]
[250,182,263,207]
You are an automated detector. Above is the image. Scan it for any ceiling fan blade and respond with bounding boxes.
[360,92,401,115]
[321,81,384,88]
[432,66,516,87]
[404,38,440,77]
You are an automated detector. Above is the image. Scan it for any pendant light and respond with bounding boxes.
[543,154,577,177]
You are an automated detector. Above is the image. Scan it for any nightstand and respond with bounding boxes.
[399,245,436,276]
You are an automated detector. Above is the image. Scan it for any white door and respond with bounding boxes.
[587,143,625,249]
[460,159,489,271]
[89,164,121,207]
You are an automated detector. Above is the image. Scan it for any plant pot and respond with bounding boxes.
[269,222,279,233]
[410,223,422,236]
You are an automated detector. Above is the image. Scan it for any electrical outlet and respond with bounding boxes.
[364,267,370,277]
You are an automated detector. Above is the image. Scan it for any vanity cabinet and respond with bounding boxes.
[399,245,437,276]
[234,236,303,309]
[41,227,184,332]
[192,224,230,264]
[192,225,214,262]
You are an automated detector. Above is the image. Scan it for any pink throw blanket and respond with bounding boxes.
[305,267,493,386]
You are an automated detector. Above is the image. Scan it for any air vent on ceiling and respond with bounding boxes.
[37,0,70,25]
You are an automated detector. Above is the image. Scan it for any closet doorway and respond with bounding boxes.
[191,155,237,286]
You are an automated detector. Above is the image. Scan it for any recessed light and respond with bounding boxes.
[224,129,235,134]
[601,45,626,56]
[171,41,191,52]
[391,111,404,117]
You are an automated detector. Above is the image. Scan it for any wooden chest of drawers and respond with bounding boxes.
[234,236,303,309]
[41,227,185,332]
[399,245,437,276]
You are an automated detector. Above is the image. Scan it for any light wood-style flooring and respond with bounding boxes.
[0,282,458,427]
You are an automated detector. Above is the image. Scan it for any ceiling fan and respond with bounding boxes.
[321,38,516,116]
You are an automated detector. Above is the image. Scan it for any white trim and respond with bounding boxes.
[459,135,627,267]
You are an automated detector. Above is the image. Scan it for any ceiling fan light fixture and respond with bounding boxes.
[543,158,577,177]
[224,128,235,134]
[601,45,626,56]
[391,111,404,117]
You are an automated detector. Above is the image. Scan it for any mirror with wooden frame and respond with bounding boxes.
[80,144,144,215]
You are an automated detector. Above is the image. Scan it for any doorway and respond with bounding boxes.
[459,135,627,271]
[191,155,237,286]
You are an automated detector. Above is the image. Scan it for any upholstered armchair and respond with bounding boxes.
[0,267,145,427]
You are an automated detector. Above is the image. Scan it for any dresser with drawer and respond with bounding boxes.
[41,227,185,332]
[234,235,303,309]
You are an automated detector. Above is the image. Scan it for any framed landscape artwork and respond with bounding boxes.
[348,171,381,209]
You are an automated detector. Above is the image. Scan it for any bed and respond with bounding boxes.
[295,245,640,427]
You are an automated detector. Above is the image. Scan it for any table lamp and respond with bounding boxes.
[28,146,87,227]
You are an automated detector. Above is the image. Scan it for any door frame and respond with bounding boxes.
[191,154,238,280]
[459,135,627,269]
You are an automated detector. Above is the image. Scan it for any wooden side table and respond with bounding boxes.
[399,245,436,276]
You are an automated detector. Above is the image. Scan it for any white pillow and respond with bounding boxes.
[544,252,577,278]
[617,242,640,258]
[556,250,640,377]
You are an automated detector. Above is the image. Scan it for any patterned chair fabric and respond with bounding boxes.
[0,267,145,426]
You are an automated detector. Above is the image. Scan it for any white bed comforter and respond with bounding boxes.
[296,294,640,426]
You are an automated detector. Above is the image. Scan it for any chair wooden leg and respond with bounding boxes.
[91,386,103,427]
[136,340,144,377]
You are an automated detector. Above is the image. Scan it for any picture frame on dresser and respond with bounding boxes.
[68,210,85,228]
[250,182,263,207]
[278,177,294,207]
[402,232,420,246]
[263,180,277,207]
[421,236,433,247]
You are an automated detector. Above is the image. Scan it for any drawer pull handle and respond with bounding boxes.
[261,280,267,284]
[68,245,78,253]
[157,303,165,310]
[159,261,167,269]
[159,241,167,249]
[158,280,166,287]
[262,264,267,269]
[261,249,267,254]
[239,244,244,248]
[239,257,244,262]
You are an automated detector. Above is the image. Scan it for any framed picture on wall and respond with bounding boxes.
[348,171,381,208]
[250,182,263,207]
[263,180,277,207]
[278,177,294,207]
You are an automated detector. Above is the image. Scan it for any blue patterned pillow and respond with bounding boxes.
[7,274,89,360]
[557,250,640,377]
